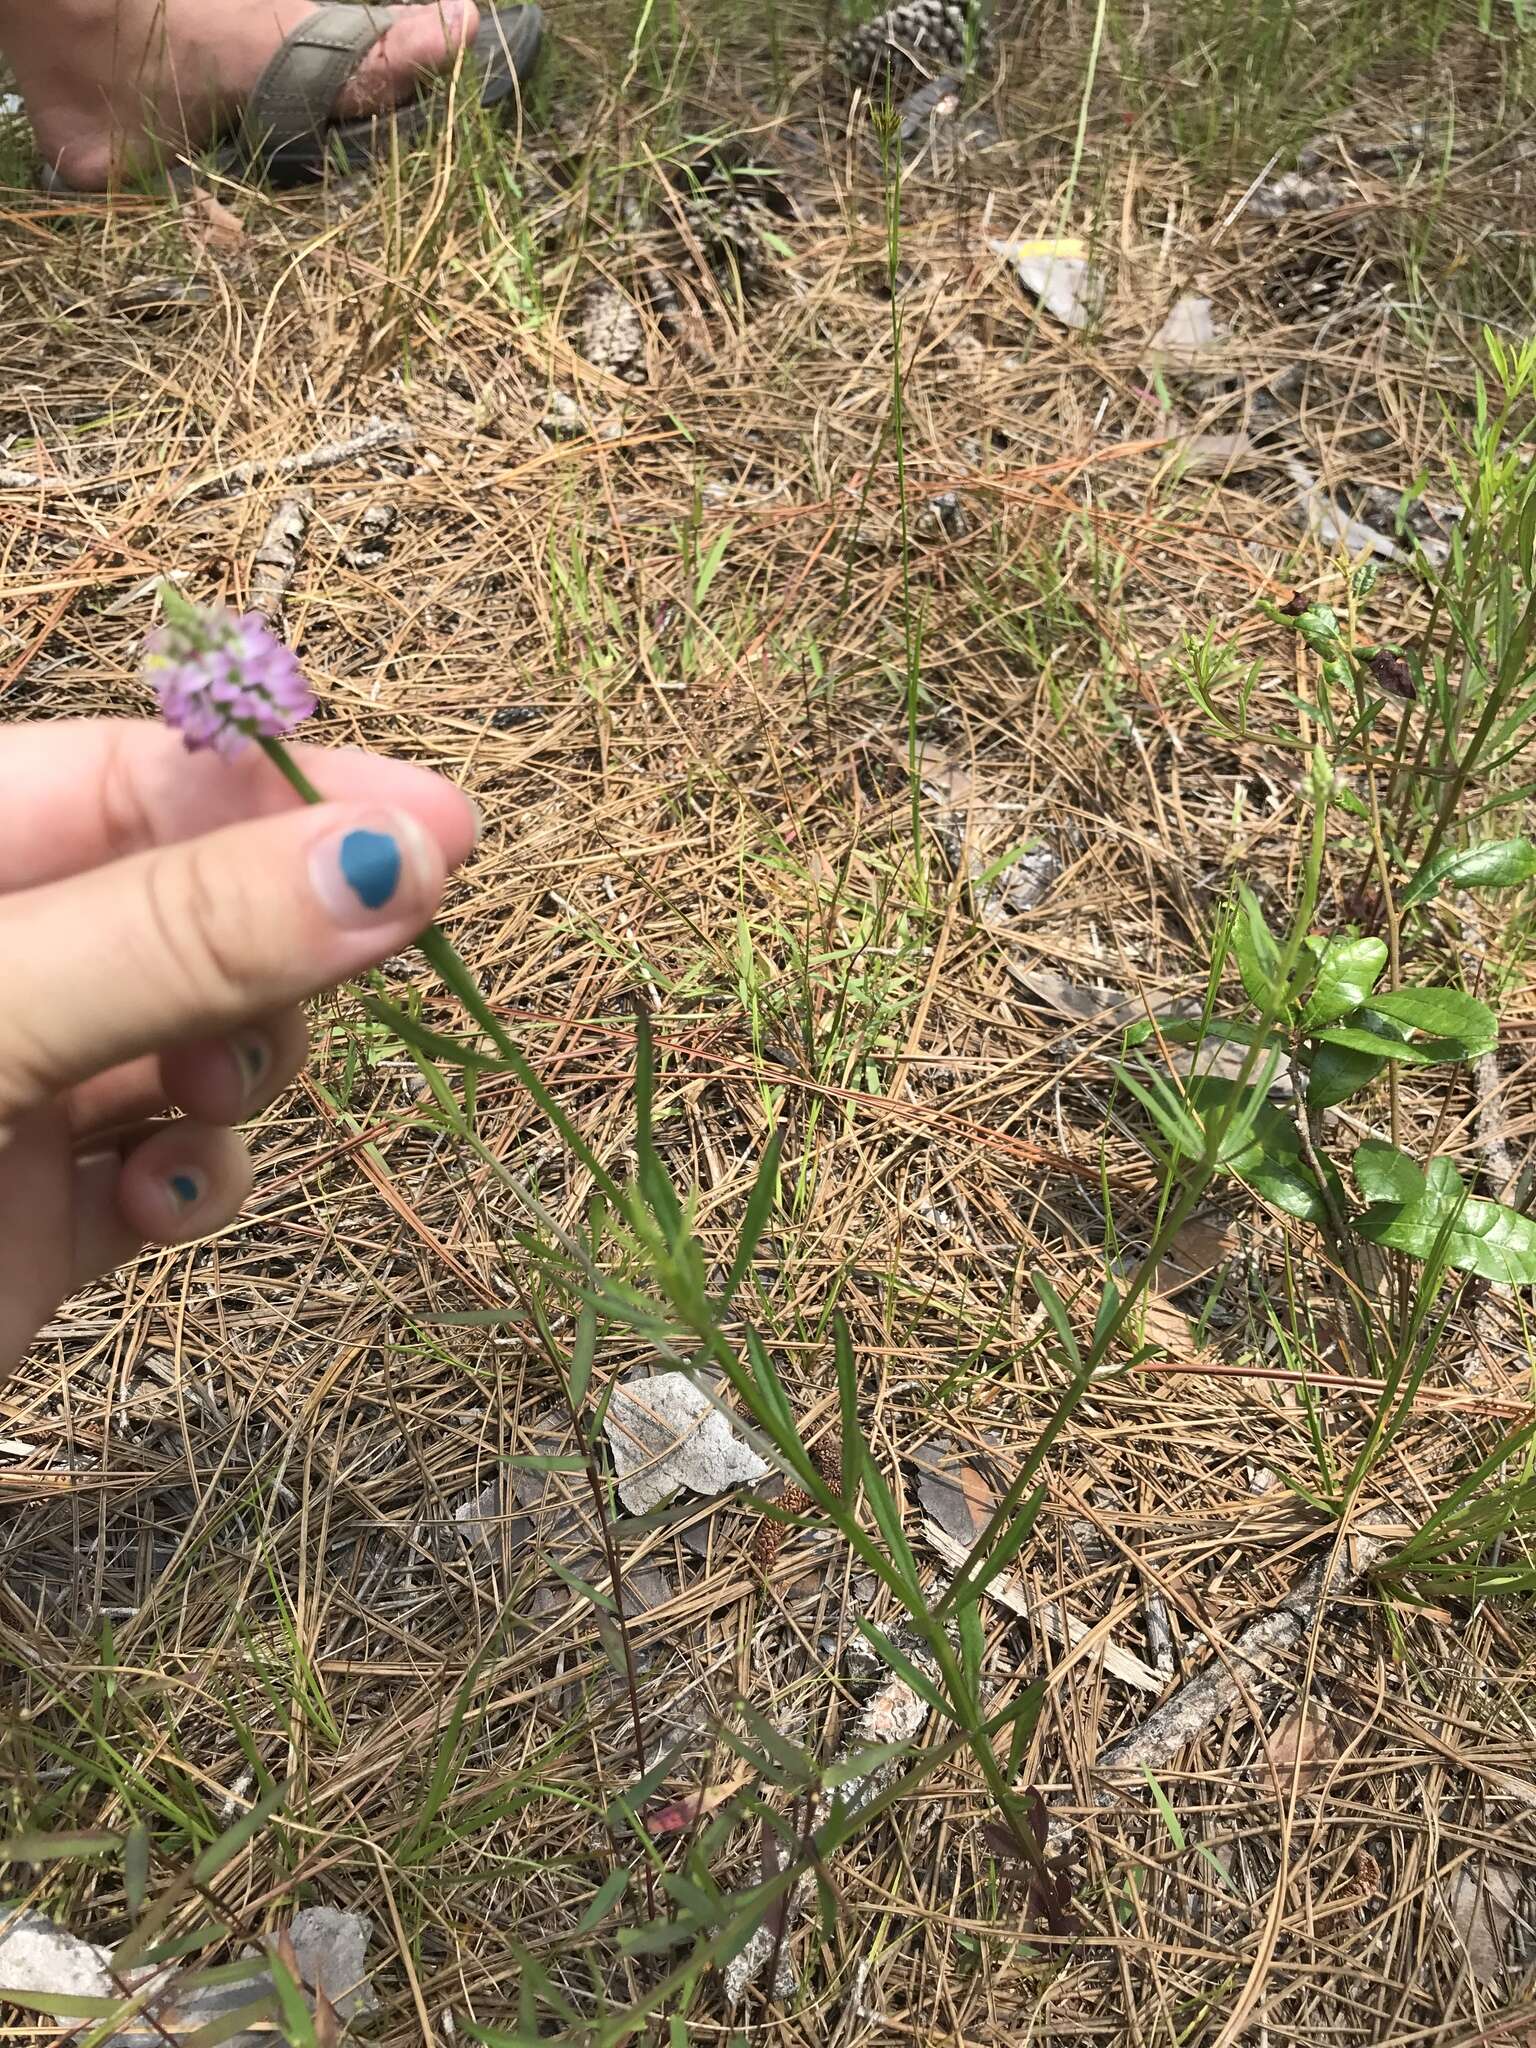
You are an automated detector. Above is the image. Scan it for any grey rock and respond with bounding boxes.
[285,1906,377,2020]
[604,1373,769,1513]
[0,1910,114,2014]
[151,1962,276,2043]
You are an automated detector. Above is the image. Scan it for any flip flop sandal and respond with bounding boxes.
[239,2,543,185]
[37,3,542,195]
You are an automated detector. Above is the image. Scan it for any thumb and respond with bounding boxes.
[0,803,455,1113]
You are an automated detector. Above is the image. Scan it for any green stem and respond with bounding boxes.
[257,737,623,1208]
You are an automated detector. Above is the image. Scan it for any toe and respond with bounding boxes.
[333,1,482,119]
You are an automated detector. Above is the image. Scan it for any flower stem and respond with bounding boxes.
[257,737,622,1206]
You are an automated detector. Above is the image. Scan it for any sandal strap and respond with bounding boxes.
[241,4,400,157]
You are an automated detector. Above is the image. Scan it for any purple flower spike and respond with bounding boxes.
[145,601,315,758]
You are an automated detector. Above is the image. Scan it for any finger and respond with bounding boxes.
[157,1008,309,1125]
[67,1055,172,1138]
[70,1122,254,1289]
[0,1103,73,1379]
[0,801,450,1115]
[0,719,480,891]
[65,1008,311,1138]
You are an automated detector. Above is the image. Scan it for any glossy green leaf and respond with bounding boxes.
[1400,838,1536,909]
[1313,1022,1447,1064]
[1185,1077,1328,1222]
[1241,1155,1328,1220]
[1298,936,1387,1028]
[1352,1140,1422,1206]
[1352,1144,1536,1284]
[1305,1040,1388,1110]
[1368,986,1497,1054]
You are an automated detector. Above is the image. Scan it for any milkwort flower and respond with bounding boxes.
[145,595,315,757]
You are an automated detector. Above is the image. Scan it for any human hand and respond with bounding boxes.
[0,719,478,1377]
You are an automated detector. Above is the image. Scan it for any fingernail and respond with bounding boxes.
[166,1169,204,1211]
[231,1032,271,1103]
[310,812,431,928]
[465,794,485,843]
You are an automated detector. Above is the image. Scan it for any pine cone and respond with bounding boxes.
[669,143,796,296]
[750,1483,815,1574]
[835,1,994,98]
[680,191,774,293]
[749,1438,844,1575]
[578,280,647,382]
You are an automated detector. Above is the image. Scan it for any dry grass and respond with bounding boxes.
[3,0,1536,2040]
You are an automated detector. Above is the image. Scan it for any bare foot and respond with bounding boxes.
[0,0,482,190]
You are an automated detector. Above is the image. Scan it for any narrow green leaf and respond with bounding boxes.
[1232,881,1283,1008]
[854,1621,953,1721]
[548,1559,616,1612]
[960,1485,1045,1603]
[569,1303,597,1409]
[834,1316,867,1504]
[742,1328,798,1442]
[0,1990,129,2021]
[0,1831,120,1863]
[722,1129,783,1305]
[1516,484,1536,584]
[363,995,511,1072]
[1123,1014,1280,1053]
[1028,1271,1081,1371]
[124,1824,150,1916]
[182,1998,286,2048]
[861,1456,921,1588]
[1140,1765,1187,1851]
[112,1782,286,1971]
[267,1952,319,2046]
[576,1866,632,1934]
[820,1740,916,1790]
[958,1598,984,1696]
[1113,1063,1205,1157]
[693,524,734,604]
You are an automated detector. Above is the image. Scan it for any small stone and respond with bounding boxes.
[604,1373,770,1514]
[283,1906,377,2021]
[1149,293,1222,359]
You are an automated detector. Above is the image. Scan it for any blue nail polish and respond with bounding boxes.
[338,829,402,911]
[169,1173,200,1206]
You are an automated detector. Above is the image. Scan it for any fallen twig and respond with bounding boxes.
[190,419,417,502]
[1046,1532,1388,1853]
[0,419,416,506]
